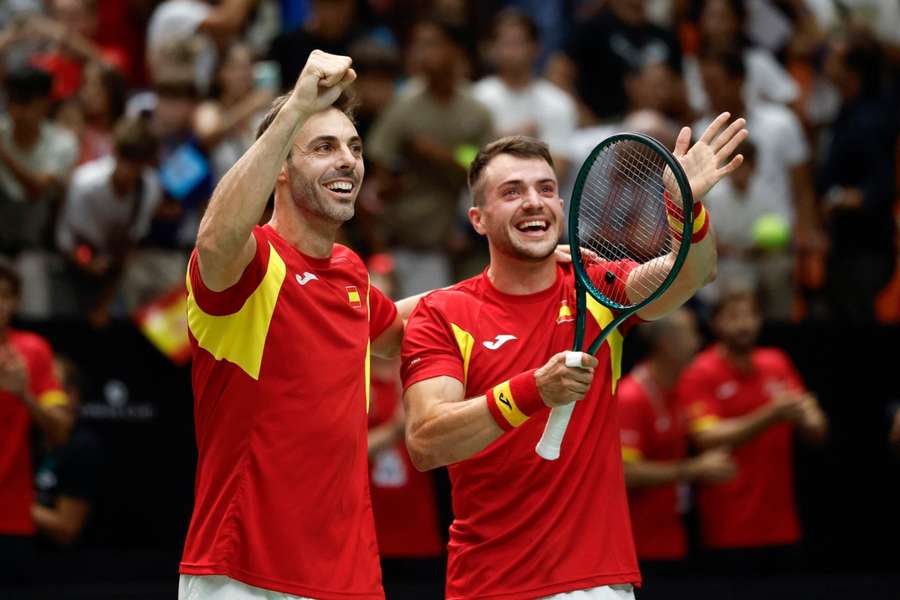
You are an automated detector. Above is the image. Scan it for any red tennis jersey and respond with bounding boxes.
[180,225,396,599]
[0,330,67,536]
[367,374,443,558]
[402,263,641,600]
[617,365,688,560]
[677,345,803,549]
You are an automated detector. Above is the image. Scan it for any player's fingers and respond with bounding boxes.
[673,126,691,157]
[579,353,599,369]
[699,112,730,145]
[568,369,595,385]
[711,118,746,153]
[715,127,748,160]
[717,154,744,177]
[320,57,353,87]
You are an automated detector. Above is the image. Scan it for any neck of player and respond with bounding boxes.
[269,197,339,259]
[646,358,681,391]
[487,251,557,296]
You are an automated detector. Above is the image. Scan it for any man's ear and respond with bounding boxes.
[468,206,486,235]
[276,161,289,186]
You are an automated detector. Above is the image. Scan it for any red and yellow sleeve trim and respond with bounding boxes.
[665,191,709,243]
[689,414,721,433]
[621,446,644,463]
[38,390,69,409]
[486,370,544,431]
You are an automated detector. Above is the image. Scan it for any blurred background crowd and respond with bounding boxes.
[0,0,899,598]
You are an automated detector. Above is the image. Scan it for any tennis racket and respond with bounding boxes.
[535,133,694,461]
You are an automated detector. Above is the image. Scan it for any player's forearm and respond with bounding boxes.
[31,498,89,546]
[367,420,403,458]
[693,403,779,450]
[635,233,716,320]
[405,395,503,471]
[21,395,73,446]
[623,460,687,488]
[196,97,308,278]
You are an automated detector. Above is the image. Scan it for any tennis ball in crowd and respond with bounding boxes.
[751,213,790,251]
[454,144,479,169]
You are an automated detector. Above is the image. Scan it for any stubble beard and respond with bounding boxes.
[290,169,356,224]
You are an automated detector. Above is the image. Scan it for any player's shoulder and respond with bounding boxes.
[684,346,724,377]
[616,374,648,406]
[415,274,486,316]
[754,347,793,369]
[8,328,53,359]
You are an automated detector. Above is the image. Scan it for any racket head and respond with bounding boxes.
[568,132,694,313]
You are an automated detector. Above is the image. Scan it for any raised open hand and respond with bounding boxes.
[670,112,748,202]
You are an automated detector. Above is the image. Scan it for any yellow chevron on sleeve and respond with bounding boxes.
[584,294,625,394]
[450,323,474,385]
[621,446,643,463]
[37,390,69,409]
[186,243,286,380]
[690,414,720,433]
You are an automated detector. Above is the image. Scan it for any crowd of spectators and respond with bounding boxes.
[1,0,900,594]
[0,0,895,325]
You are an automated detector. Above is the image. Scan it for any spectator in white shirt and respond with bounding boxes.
[683,0,800,116]
[697,49,823,319]
[472,8,577,180]
[55,116,161,325]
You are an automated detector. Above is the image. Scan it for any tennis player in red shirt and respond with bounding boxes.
[617,308,735,567]
[402,113,746,600]
[0,259,71,585]
[179,51,417,600]
[677,283,827,573]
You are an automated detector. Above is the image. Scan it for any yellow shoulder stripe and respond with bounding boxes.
[38,390,69,409]
[186,243,286,380]
[621,446,644,463]
[690,414,720,433]
[584,294,625,394]
[450,323,474,385]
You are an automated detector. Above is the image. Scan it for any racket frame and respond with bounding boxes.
[536,132,695,460]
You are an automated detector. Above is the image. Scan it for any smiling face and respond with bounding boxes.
[469,154,563,262]
[280,107,364,224]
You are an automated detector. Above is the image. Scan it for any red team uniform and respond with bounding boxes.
[367,376,443,558]
[181,225,396,598]
[402,263,641,600]
[678,346,803,549]
[617,366,688,560]
[0,331,67,537]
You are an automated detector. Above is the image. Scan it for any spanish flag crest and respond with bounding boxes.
[346,285,362,308]
[557,299,574,324]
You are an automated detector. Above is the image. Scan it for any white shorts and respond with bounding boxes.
[541,584,635,600]
[178,574,314,600]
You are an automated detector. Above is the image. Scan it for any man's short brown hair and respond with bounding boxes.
[114,116,159,163]
[255,90,359,143]
[467,136,554,206]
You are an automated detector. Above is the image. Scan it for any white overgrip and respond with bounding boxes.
[535,351,586,460]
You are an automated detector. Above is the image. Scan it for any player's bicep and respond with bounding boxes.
[372,313,403,359]
[196,234,257,292]
[403,375,466,426]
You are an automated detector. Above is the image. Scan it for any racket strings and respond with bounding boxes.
[574,138,686,306]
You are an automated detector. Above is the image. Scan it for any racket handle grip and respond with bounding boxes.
[536,403,574,461]
[535,352,584,460]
